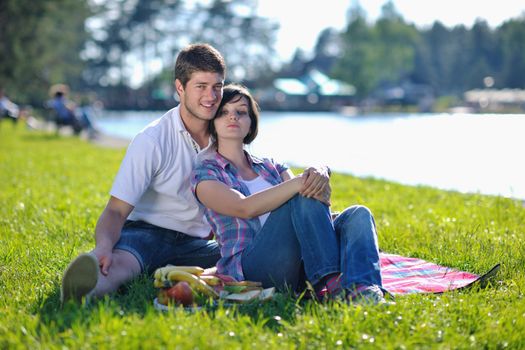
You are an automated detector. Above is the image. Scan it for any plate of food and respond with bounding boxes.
[152,265,275,310]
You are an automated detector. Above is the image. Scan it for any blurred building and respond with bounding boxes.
[464,89,525,112]
[256,69,356,111]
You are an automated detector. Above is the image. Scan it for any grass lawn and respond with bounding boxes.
[1,122,524,349]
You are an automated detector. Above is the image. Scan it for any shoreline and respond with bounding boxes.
[88,131,130,148]
[26,117,130,149]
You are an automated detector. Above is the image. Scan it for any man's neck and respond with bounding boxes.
[179,108,209,148]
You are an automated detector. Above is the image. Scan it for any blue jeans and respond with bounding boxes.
[333,205,382,288]
[241,195,382,291]
[114,220,220,274]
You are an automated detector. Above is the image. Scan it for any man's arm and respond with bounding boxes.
[93,196,134,275]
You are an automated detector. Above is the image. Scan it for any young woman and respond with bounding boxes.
[191,84,387,304]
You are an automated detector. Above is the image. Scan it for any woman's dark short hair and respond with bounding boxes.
[174,43,226,86]
[210,84,260,145]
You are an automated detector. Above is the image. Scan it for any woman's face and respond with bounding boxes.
[213,95,251,142]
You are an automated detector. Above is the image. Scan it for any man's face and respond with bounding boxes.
[176,71,224,123]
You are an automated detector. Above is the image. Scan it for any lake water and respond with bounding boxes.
[95,111,525,200]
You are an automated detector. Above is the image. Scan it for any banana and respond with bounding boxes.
[153,279,164,288]
[159,265,205,277]
[167,270,219,298]
[199,275,221,286]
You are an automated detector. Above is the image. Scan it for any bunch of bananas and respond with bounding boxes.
[154,265,274,306]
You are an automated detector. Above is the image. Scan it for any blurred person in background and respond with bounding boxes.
[0,86,20,127]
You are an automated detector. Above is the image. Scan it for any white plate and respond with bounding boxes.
[153,287,276,311]
[153,298,204,312]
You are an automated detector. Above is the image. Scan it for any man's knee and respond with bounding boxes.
[112,249,142,276]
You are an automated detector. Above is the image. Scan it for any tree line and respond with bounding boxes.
[1,0,524,109]
[329,2,525,99]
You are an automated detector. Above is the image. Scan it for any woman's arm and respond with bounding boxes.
[195,173,304,219]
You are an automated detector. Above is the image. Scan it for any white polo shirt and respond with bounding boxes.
[110,105,213,238]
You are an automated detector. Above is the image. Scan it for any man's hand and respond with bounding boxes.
[93,196,134,276]
[92,247,113,276]
[299,166,332,206]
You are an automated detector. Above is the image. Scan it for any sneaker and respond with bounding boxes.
[316,274,343,302]
[60,252,99,305]
[346,285,394,306]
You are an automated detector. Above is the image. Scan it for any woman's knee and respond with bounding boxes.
[292,194,328,212]
[342,205,373,220]
[336,205,376,231]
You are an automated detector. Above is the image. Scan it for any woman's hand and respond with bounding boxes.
[299,166,332,206]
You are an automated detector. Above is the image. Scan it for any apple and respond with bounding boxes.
[167,281,194,306]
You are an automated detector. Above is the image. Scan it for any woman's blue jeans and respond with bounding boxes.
[241,195,382,291]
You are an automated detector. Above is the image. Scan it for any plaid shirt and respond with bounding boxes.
[191,151,288,281]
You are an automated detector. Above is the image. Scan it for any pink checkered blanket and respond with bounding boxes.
[380,252,500,295]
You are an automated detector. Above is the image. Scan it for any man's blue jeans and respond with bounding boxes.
[241,195,382,291]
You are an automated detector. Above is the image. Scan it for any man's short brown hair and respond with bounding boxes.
[174,43,226,87]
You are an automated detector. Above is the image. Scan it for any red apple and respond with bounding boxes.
[167,281,194,306]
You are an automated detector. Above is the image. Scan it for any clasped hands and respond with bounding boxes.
[298,166,332,206]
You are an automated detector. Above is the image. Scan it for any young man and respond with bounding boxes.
[61,43,226,303]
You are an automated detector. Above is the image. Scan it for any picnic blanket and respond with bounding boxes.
[380,252,500,295]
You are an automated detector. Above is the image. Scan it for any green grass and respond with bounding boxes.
[1,122,524,349]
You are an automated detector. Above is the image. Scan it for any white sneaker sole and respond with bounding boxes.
[60,252,99,305]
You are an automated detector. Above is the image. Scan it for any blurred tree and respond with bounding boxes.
[310,28,343,74]
[331,2,525,101]
[188,0,278,82]
[84,0,278,88]
[333,1,418,97]
[462,20,499,89]
[499,18,525,88]
[83,0,184,87]
[0,0,90,105]
[372,2,419,85]
[332,4,375,97]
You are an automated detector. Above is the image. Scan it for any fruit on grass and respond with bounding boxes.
[167,270,219,298]
[154,265,205,280]
[157,289,170,306]
[199,275,221,286]
[167,281,194,306]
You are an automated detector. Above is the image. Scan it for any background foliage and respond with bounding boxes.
[1,0,524,107]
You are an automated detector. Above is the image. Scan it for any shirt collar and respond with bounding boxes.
[173,105,213,152]
[213,150,264,171]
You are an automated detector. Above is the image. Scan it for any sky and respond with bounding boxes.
[257,0,525,61]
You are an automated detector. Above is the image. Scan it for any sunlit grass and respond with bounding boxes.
[1,122,524,349]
